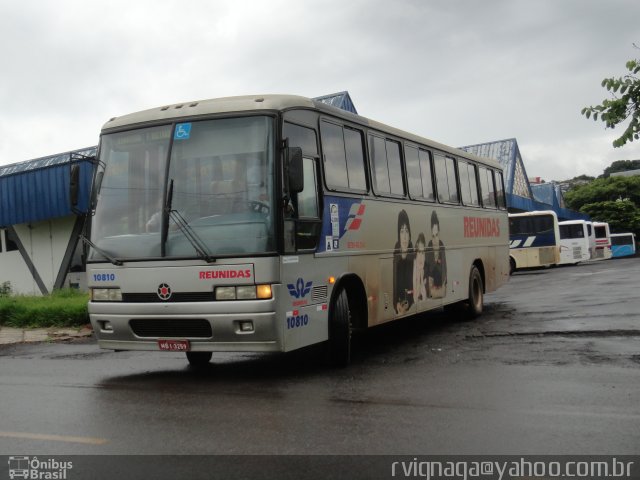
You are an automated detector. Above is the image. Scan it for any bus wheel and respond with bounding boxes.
[326,288,352,367]
[509,258,516,275]
[467,266,484,319]
[186,351,212,367]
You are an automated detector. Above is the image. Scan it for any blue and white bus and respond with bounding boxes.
[76,94,510,367]
[610,233,636,258]
[508,210,560,273]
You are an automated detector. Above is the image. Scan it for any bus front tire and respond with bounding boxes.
[326,289,352,367]
[186,351,212,367]
[467,266,484,319]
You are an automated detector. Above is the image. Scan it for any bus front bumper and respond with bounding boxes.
[89,308,282,353]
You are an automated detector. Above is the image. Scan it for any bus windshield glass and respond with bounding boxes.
[89,116,275,261]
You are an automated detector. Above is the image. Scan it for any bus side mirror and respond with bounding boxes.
[70,164,80,207]
[286,147,304,194]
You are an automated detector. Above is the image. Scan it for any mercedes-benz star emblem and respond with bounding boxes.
[157,283,172,301]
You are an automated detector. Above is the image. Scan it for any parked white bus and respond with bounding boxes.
[610,232,636,258]
[592,221,612,260]
[508,210,560,273]
[558,220,591,265]
[585,221,596,259]
[75,94,510,367]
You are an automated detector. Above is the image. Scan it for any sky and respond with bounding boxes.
[1,0,639,181]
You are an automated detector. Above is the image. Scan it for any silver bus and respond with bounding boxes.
[79,94,510,366]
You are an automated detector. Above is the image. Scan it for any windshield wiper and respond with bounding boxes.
[163,179,216,263]
[80,235,123,266]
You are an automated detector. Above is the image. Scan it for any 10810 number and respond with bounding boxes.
[286,314,309,329]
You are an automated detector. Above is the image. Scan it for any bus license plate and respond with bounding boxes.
[158,339,190,351]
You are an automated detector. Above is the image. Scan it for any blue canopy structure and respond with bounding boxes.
[461,138,588,221]
[0,147,96,227]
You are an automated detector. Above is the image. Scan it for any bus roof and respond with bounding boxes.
[102,94,502,170]
[558,219,588,225]
[508,210,557,218]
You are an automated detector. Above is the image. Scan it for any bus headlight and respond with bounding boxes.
[236,286,257,300]
[91,288,122,302]
[215,287,236,300]
[214,285,272,300]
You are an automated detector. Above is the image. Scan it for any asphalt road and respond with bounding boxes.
[1,257,639,457]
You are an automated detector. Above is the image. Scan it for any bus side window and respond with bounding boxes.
[495,171,507,209]
[343,127,367,191]
[434,154,459,203]
[405,145,422,198]
[320,120,349,190]
[386,139,404,196]
[419,149,435,201]
[459,160,480,207]
[298,158,319,218]
[282,122,321,251]
[479,166,497,208]
[406,146,435,202]
[369,134,390,194]
[320,121,367,192]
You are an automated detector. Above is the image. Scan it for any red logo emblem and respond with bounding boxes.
[157,283,172,301]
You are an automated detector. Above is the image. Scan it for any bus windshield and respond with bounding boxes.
[89,116,275,261]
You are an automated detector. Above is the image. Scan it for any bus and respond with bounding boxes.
[508,210,560,273]
[610,232,636,258]
[585,220,596,259]
[592,221,612,260]
[558,220,591,265]
[75,94,510,367]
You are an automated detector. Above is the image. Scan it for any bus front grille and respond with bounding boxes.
[122,292,215,303]
[129,319,213,338]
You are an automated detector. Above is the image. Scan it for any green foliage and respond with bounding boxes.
[580,200,640,236]
[0,281,11,297]
[0,289,89,328]
[563,176,640,210]
[601,159,640,178]
[582,58,640,147]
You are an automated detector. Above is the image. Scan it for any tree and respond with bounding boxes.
[564,175,640,210]
[582,57,640,147]
[601,159,640,178]
[580,200,640,237]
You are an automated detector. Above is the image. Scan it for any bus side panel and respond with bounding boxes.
[279,254,342,352]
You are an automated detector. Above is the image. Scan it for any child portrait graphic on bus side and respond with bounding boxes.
[413,232,427,304]
[393,209,414,314]
[426,210,447,299]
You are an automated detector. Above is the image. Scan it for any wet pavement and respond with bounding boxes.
[0,257,638,456]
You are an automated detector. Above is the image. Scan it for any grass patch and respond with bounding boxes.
[0,289,89,328]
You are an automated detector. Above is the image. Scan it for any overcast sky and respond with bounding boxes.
[1,0,639,180]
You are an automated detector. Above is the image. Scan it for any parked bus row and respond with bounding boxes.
[508,210,636,273]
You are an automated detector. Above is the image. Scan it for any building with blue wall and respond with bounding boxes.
[0,148,95,294]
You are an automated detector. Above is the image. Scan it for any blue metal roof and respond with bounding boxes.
[312,91,358,114]
[0,147,96,227]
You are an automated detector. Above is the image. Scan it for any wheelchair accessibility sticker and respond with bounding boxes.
[174,123,192,140]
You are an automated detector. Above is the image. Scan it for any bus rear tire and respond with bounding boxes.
[467,266,484,319]
[186,351,212,367]
[326,288,352,367]
[509,257,516,275]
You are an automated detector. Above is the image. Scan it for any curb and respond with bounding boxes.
[0,325,93,345]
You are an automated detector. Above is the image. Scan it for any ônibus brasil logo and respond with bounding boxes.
[8,456,73,479]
